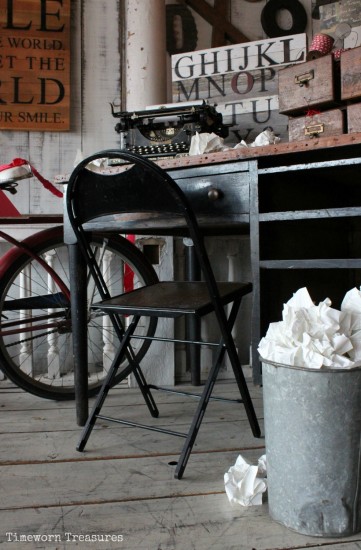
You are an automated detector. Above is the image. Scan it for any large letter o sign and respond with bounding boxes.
[261,0,307,38]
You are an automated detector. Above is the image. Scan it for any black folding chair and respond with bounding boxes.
[66,149,261,479]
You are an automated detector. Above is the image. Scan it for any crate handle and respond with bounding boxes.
[305,123,324,137]
[294,70,314,87]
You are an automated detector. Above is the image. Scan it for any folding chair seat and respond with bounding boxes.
[66,149,261,479]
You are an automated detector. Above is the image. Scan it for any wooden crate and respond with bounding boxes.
[347,102,361,133]
[278,55,339,115]
[288,108,345,142]
[341,46,361,102]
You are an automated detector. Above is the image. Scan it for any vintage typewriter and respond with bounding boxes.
[111,100,229,159]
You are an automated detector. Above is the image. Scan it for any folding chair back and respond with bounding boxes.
[66,149,261,479]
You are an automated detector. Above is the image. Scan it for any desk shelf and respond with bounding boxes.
[259,208,361,221]
[260,259,361,268]
[251,155,361,384]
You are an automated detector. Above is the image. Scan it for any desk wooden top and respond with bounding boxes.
[157,132,361,172]
[56,132,361,185]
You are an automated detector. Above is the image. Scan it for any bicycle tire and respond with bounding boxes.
[0,226,158,400]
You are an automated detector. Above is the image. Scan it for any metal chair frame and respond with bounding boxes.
[66,149,261,479]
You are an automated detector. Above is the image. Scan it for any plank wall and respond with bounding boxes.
[1,0,122,216]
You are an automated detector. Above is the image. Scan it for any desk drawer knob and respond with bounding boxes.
[208,188,221,201]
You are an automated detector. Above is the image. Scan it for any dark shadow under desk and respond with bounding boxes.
[64,134,361,424]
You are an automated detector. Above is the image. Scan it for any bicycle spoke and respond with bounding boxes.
[0,229,158,399]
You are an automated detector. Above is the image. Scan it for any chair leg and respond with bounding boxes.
[175,298,261,479]
[175,336,227,479]
[131,362,159,419]
[220,301,261,439]
[111,312,159,419]
[77,315,159,452]
[226,337,261,435]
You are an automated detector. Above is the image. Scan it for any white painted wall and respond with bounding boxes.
[1,0,121,216]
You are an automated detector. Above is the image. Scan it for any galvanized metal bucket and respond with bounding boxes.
[262,359,361,537]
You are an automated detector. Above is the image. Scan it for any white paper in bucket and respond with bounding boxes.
[258,287,361,369]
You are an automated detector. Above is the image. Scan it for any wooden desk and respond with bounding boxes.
[64,133,361,423]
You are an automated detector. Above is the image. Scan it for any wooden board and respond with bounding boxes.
[155,132,361,173]
[319,0,361,32]
[0,379,360,549]
[1,0,122,215]
[171,33,307,143]
[341,46,361,101]
[347,102,361,133]
[3,492,361,549]
[0,0,71,131]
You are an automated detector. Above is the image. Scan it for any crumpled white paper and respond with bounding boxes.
[224,454,267,506]
[189,129,280,155]
[234,129,281,149]
[189,132,225,155]
[341,287,361,363]
[258,287,361,369]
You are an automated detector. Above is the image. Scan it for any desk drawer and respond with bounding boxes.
[278,55,339,115]
[288,108,345,141]
[83,162,252,235]
[175,170,250,231]
[347,102,361,133]
[341,46,361,101]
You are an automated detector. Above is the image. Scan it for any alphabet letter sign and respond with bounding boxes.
[172,33,307,143]
[0,0,71,131]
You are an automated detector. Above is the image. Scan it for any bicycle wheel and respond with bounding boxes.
[0,226,158,400]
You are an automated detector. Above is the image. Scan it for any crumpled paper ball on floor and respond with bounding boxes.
[224,454,267,506]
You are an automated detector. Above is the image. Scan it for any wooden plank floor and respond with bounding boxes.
[0,370,360,550]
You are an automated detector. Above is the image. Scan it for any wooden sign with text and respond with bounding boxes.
[0,0,70,131]
[172,33,307,143]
